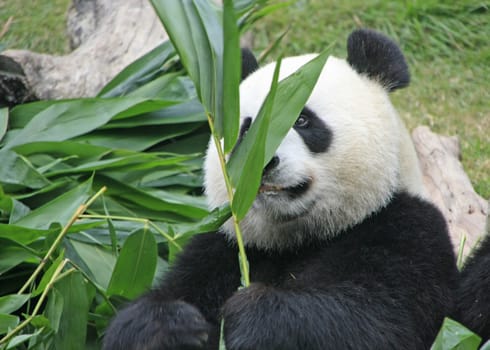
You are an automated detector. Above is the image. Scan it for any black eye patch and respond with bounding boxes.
[293,107,332,153]
[230,117,253,155]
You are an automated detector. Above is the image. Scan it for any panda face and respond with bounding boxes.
[204,30,419,250]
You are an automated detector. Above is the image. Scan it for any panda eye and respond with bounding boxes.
[294,114,310,128]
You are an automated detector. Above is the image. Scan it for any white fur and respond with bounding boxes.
[204,54,424,250]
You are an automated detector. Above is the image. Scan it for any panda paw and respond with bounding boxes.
[223,284,284,350]
[103,299,210,350]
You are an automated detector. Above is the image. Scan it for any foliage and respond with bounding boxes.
[0,19,223,349]
[431,318,482,350]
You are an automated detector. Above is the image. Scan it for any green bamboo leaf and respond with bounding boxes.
[98,41,177,98]
[103,100,205,129]
[151,0,224,136]
[0,294,30,314]
[0,224,59,245]
[9,100,56,129]
[227,49,329,184]
[95,175,207,220]
[431,318,482,350]
[45,288,63,332]
[50,272,93,350]
[3,328,43,350]
[0,314,19,335]
[45,153,195,177]
[65,239,116,290]
[13,141,110,162]
[0,108,7,142]
[158,204,231,240]
[263,50,329,160]
[0,188,31,223]
[0,246,39,275]
[3,98,174,149]
[0,150,50,190]
[73,123,203,152]
[32,253,65,297]
[231,57,281,219]
[222,0,241,152]
[107,229,157,299]
[126,74,195,100]
[13,176,93,229]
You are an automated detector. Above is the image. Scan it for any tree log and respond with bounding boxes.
[412,126,488,259]
[1,0,168,100]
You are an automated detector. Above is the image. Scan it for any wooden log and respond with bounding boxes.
[412,126,488,259]
[1,0,168,100]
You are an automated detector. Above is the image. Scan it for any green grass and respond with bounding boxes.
[0,0,71,54]
[0,0,488,197]
[253,0,490,198]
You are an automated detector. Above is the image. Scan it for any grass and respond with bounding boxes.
[0,0,71,54]
[0,0,488,198]
[252,0,490,198]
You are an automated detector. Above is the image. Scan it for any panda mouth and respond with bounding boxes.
[258,178,312,198]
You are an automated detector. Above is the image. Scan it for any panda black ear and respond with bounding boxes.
[347,29,410,92]
[241,48,259,81]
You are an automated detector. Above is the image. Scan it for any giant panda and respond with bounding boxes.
[103,29,459,350]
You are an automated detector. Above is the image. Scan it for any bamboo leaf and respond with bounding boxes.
[151,0,224,136]
[0,295,30,314]
[32,253,65,297]
[430,318,482,350]
[231,57,281,219]
[0,108,7,142]
[3,98,175,149]
[0,314,19,335]
[0,246,39,275]
[0,150,50,190]
[50,272,93,350]
[0,224,59,245]
[73,123,203,152]
[98,41,177,98]
[107,229,157,299]
[13,176,93,229]
[95,175,208,220]
[65,239,116,290]
[222,0,241,152]
[227,50,329,184]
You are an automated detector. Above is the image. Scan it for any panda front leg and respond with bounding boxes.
[222,283,419,350]
[103,233,241,350]
[103,294,212,350]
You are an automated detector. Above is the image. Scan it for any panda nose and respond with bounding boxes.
[264,156,280,174]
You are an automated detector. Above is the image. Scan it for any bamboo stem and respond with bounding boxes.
[207,113,250,287]
[17,187,107,295]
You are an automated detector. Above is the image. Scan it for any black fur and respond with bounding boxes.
[103,192,457,350]
[454,235,490,342]
[241,48,259,81]
[294,107,332,153]
[347,29,410,91]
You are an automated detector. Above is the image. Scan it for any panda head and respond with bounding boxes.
[205,29,422,250]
